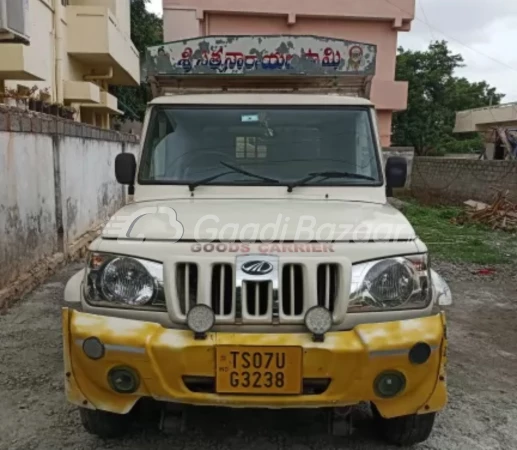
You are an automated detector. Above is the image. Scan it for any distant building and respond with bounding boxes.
[455,103,517,133]
[455,104,517,159]
[162,0,416,146]
[0,0,140,129]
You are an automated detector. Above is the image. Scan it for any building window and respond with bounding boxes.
[61,0,69,6]
[236,137,267,160]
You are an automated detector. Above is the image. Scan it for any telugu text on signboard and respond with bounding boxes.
[144,35,377,77]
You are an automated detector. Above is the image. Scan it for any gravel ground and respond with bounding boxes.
[1,261,516,450]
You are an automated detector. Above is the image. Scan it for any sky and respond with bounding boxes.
[147,0,517,102]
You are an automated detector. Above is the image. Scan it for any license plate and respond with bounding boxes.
[216,346,303,394]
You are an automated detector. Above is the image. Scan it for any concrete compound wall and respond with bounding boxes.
[59,136,127,244]
[0,133,58,289]
[0,108,139,299]
[411,157,517,204]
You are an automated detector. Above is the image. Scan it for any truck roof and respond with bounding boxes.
[150,93,373,106]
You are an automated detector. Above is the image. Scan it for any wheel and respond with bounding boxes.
[79,407,133,439]
[372,405,436,446]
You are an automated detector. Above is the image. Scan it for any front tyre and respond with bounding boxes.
[373,406,436,446]
[79,407,133,439]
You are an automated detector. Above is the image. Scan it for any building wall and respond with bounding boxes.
[164,9,202,41]
[1,0,138,129]
[163,0,415,23]
[0,108,138,291]
[411,158,517,204]
[114,0,131,36]
[5,0,55,93]
[163,0,414,146]
[6,0,79,97]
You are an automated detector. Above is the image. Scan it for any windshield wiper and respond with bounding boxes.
[188,171,233,192]
[189,162,280,192]
[287,171,376,192]
[220,161,280,184]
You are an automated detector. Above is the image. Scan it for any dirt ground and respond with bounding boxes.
[1,261,516,450]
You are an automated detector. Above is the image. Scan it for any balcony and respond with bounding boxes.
[80,91,122,114]
[0,44,46,80]
[64,81,101,104]
[101,91,121,113]
[66,6,140,86]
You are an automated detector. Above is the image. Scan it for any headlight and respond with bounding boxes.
[348,254,431,312]
[84,252,165,310]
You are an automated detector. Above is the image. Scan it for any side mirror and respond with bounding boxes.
[115,153,136,185]
[115,153,136,195]
[385,156,407,196]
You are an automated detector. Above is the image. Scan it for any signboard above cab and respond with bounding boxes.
[144,35,377,78]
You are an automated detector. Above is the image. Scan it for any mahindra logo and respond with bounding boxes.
[241,260,274,276]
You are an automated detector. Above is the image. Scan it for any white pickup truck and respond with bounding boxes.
[63,35,452,446]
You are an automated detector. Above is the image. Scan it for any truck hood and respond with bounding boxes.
[101,199,415,242]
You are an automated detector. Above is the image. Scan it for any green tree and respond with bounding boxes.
[111,0,163,122]
[392,41,504,155]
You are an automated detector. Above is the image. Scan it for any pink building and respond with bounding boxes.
[162,0,415,147]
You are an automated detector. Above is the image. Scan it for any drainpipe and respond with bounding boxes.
[83,67,114,81]
[54,0,64,104]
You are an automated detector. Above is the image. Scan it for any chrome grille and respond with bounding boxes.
[281,264,304,316]
[211,264,233,316]
[317,264,339,312]
[243,281,271,316]
[171,257,346,324]
[176,263,198,315]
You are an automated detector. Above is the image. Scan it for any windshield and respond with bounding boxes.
[138,106,382,186]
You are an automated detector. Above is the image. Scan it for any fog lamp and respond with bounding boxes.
[187,305,215,338]
[304,306,332,341]
[409,342,432,365]
[108,367,139,394]
[374,371,406,398]
[82,337,105,360]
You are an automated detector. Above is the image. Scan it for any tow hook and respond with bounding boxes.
[328,406,354,436]
[159,404,187,434]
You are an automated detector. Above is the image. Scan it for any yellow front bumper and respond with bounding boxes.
[62,308,447,418]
